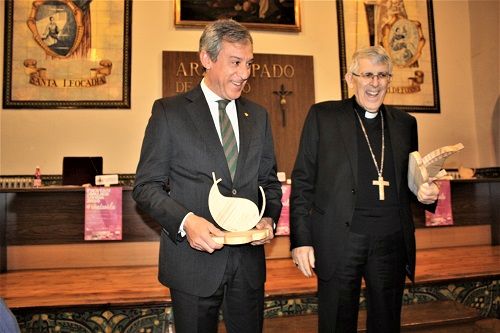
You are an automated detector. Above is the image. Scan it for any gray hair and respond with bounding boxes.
[348,46,393,74]
[199,19,253,62]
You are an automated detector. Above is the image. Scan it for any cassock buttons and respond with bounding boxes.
[231,189,237,195]
[345,221,350,227]
[351,189,356,194]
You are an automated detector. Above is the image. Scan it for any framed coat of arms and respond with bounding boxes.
[337,0,440,113]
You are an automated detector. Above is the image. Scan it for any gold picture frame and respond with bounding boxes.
[175,0,301,32]
[337,0,440,113]
[3,0,132,109]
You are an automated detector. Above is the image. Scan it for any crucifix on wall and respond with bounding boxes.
[273,84,293,127]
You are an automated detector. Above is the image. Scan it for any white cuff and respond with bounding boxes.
[179,212,193,237]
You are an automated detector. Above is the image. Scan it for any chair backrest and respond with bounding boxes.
[0,298,21,333]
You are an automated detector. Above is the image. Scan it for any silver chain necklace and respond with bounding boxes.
[354,110,389,200]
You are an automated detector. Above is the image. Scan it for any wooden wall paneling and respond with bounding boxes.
[450,181,494,226]
[1,180,498,271]
[412,180,496,228]
[491,181,500,245]
[0,193,8,272]
[7,191,85,245]
[5,189,160,246]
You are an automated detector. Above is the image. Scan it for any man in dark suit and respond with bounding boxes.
[133,19,282,333]
[290,46,438,333]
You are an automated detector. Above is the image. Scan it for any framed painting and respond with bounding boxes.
[175,0,301,32]
[3,0,132,109]
[336,0,440,113]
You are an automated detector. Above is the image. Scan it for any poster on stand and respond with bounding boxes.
[85,187,122,240]
[276,184,291,235]
[425,180,453,227]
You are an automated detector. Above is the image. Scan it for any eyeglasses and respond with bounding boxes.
[351,72,392,81]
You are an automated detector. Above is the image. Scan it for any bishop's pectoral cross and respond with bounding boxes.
[372,176,389,200]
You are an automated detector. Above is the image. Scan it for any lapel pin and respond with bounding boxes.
[244,112,249,117]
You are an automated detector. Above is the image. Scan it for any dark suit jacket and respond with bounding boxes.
[133,85,282,297]
[290,98,419,281]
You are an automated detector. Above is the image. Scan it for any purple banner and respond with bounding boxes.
[425,180,454,227]
[85,187,123,240]
[276,184,290,236]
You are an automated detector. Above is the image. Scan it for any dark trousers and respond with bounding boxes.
[318,231,407,333]
[170,247,264,333]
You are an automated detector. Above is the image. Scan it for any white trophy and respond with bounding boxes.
[208,172,269,244]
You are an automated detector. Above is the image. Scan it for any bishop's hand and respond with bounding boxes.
[417,180,439,204]
[292,246,315,278]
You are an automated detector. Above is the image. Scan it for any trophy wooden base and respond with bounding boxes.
[212,228,269,245]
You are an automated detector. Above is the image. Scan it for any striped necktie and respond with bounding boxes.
[218,99,238,181]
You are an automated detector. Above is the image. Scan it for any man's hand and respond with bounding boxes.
[251,217,275,245]
[417,180,439,204]
[291,246,315,278]
[184,214,225,253]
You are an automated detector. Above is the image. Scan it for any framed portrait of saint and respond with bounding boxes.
[3,0,132,109]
